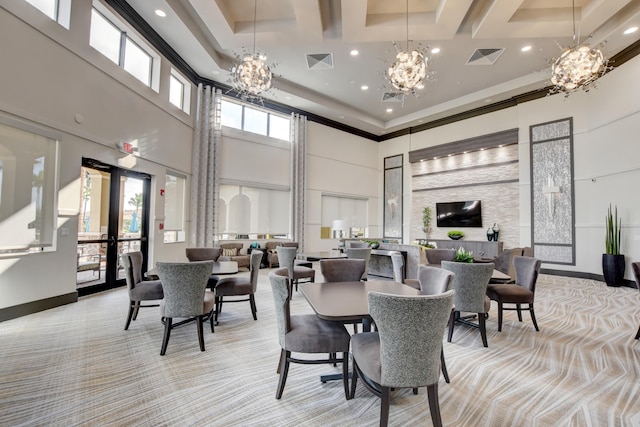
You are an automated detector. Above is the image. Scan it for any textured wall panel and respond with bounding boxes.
[384,155,403,239]
[413,145,518,175]
[533,245,573,263]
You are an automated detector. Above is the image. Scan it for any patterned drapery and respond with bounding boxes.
[189,85,222,247]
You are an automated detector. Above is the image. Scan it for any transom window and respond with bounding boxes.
[221,99,290,141]
[89,6,157,89]
[169,69,191,114]
[24,0,71,28]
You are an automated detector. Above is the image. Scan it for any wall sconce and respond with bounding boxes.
[542,176,562,216]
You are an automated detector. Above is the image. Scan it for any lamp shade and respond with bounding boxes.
[332,220,345,231]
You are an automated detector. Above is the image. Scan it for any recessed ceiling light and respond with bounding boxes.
[361,85,368,90]
[350,50,359,56]
[431,47,440,54]
[521,45,532,52]
[386,108,393,113]
[463,151,468,154]
[624,26,638,35]
[416,83,425,90]
[155,9,166,17]
[433,157,438,160]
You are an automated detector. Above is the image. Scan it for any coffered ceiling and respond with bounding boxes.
[122,0,640,136]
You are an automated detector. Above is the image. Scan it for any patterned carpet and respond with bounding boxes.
[1,269,640,426]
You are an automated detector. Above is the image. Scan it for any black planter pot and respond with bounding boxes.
[602,254,625,287]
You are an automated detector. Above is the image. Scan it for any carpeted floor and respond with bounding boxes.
[1,268,640,426]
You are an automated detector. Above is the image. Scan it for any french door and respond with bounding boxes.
[77,158,151,295]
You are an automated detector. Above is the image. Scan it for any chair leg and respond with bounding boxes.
[350,360,359,399]
[249,294,258,321]
[413,388,418,395]
[635,324,640,340]
[441,347,450,383]
[516,303,523,321]
[132,301,141,320]
[447,310,456,342]
[427,383,443,427]
[124,301,135,330]
[197,315,205,351]
[529,304,540,331]
[276,349,290,399]
[160,318,172,356]
[497,302,503,332]
[215,296,223,321]
[380,386,390,427]
[478,313,488,347]
[209,310,215,333]
[342,352,350,400]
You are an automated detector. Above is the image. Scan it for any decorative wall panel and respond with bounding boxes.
[384,154,403,239]
[530,117,575,265]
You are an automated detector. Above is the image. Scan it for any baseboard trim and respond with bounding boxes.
[0,292,78,322]
[541,268,637,289]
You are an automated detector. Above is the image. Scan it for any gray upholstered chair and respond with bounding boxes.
[213,250,262,323]
[185,247,222,289]
[490,248,522,283]
[348,241,370,248]
[424,248,456,265]
[268,273,351,400]
[219,242,250,269]
[273,246,315,291]
[264,241,285,268]
[121,251,164,330]
[346,247,371,280]
[391,252,420,289]
[486,256,542,332]
[350,290,455,427]
[633,262,640,340]
[441,261,494,347]
[320,258,366,283]
[156,261,215,355]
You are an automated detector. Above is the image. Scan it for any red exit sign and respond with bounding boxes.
[117,141,137,155]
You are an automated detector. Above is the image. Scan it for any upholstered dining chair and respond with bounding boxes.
[416,264,455,383]
[346,247,371,280]
[633,262,640,340]
[486,256,542,332]
[213,250,262,323]
[390,252,420,289]
[185,247,222,289]
[121,251,164,330]
[268,273,351,400]
[348,241,370,248]
[424,248,456,265]
[156,261,215,356]
[320,258,366,283]
[350,290,455,427]
[441,261,494,347]
[273,246,315,291]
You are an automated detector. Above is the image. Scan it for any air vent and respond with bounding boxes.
[381,92,405,103]
[466,48,505,65]
[305,53,334,70]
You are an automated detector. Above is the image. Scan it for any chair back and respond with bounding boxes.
[441,261,494,313]
[346,247,371,280]
[349,241,370,248]
[281,242,299,249]
[249,250,263,292]
[269,272,292,348]
[320,259,366,282]
[417,264,454,295]
[276,246,297,279]
[368,290,455,387]
[156,261,213,318]
[425,248,456,265]
[185,247,221,262]
[513,256,541,293]
[390,252,404,283]
[121,251,143,292]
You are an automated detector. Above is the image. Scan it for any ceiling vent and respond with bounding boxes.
[381,92,406,103]
[466,48,505,65]
[305,53,334,70]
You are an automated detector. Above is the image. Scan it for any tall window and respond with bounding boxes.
[24,0,71,28]
[0,119,59,253]
[321,195,368,239]
[89,6,157,89]
[218,184,290,239]
[169,70,191,114]
[220,99,290,141]
[163,172,186,243]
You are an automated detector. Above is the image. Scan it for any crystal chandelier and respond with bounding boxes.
[550,0,609,95]
[230,0,273,101]
[385,0,429,96]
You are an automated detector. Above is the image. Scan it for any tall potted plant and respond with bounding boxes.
[603,204,624,287]
[422,207,432,238]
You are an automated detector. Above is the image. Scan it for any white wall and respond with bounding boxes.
[380,54,640,280]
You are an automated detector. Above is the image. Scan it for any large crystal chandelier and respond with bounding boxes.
[550,0,609,96]
[230,0,273,101]
[385,0,429,96]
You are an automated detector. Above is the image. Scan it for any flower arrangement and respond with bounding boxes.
[454,246,474,263]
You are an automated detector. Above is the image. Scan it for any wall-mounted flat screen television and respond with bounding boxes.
[436,200,482,228]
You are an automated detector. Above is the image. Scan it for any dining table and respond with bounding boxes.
[146,260,239,280]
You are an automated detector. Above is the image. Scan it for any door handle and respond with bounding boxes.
[108,236,117,246]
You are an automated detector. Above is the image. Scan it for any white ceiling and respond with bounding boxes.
[123,0,640,137]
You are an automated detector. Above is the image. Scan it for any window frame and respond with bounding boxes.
[24,0,71,28]
[220,98,291,142]
[169,69,191,114]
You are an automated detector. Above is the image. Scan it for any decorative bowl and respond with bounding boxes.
[448,235,462,240]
